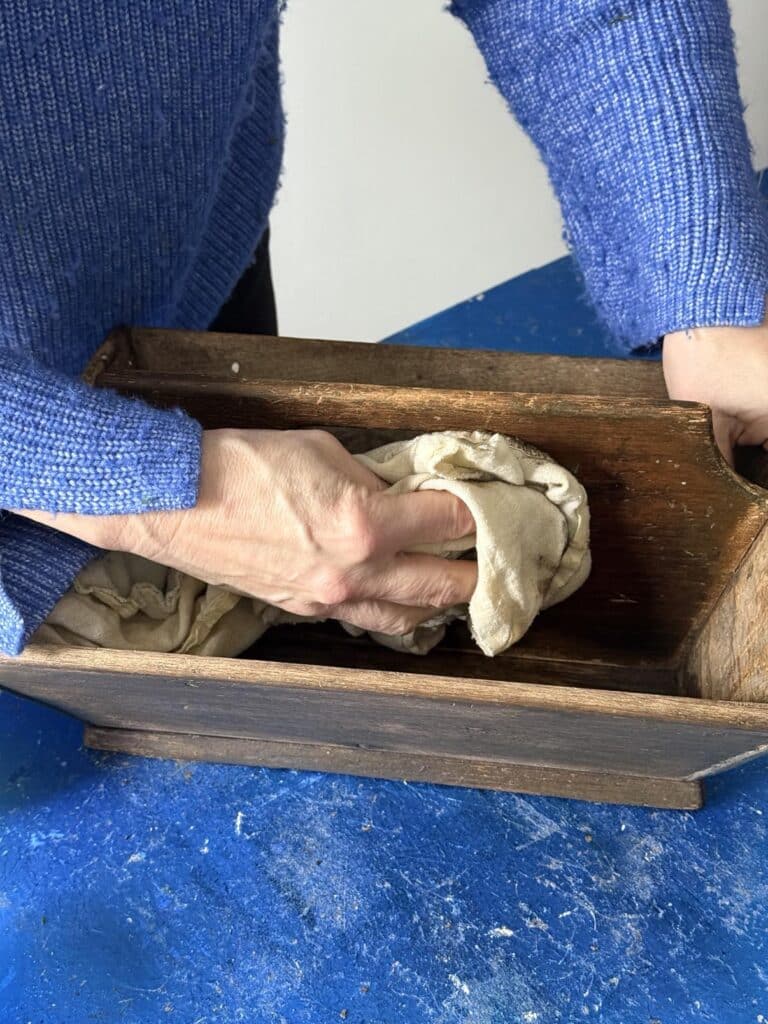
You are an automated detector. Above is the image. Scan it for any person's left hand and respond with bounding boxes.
[663,305,768,466]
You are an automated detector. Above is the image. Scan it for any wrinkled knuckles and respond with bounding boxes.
[336,496,380,564]
[277,598,329,618]
[308,567,356,607]
[427,576,465,609]
[374,613,421,637]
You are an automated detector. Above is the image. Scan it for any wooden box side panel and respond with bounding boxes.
[113,326,672,399]
[4,650,768,781]
[685,519,768,702]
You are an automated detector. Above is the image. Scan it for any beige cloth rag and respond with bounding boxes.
[33,430,590,657]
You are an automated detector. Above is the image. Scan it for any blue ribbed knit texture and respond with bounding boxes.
[0,1,283,655]
[451,0,768,351]
[0,515,98,653]
[0,0,766,656]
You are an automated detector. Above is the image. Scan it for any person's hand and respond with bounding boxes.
[663,307,768,465]
[17,428,478,636]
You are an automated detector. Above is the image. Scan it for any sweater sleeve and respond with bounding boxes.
[0,352,202,655]
[0,351,202,513]
[451,0,768,352]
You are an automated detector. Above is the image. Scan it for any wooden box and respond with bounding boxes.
[3,326,768,810]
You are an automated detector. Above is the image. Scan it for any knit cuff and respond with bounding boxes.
[0,353,203,514]
[453,0,768,351]
[0,515,100,655]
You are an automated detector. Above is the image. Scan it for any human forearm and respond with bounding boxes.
[19,427,478,639]
[0,352,203,653]
[663,302,768,463]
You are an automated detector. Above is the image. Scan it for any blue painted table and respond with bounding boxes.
[3,256,767,1023]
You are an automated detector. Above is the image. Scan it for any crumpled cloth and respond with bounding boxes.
[33,430,590,657]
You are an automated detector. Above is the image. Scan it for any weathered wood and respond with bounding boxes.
[4,645,768,783]
[685,519,768,702]
[108,326,672,398]
[250,621,678,695]
[91,362,768,668]
[9,642,768,726]
[83,726,705,810]
[0,326,763,810]
[95,326,768,485]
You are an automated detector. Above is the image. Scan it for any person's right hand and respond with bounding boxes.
[663,306,768,465]
[18,428,478,637]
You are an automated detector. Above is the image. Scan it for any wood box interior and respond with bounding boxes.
[84,327,768,705]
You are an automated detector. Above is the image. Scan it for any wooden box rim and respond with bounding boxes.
[13,641,768,733]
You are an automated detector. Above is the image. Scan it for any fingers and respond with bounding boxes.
[277,553,475,619]
[366,489,475,553]
[351,552,477,608]
[330,598,440,637]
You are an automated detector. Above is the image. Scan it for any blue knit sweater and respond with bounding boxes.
[0,0,766,656]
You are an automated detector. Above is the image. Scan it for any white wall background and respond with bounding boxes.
[270,0,768,343]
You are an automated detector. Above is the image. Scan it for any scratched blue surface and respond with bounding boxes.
[384,254,621,356]
[2,690,768,1023]
[3,245,768,1022]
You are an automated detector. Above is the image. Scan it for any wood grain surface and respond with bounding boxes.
[84,726,705,809]
[91,331,768,669]
[2,326,760,808]
[4,645,768,785]
[109,326,672,398]
[686,520,768,702]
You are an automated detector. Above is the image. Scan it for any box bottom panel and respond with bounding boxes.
[84,725,704,810]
